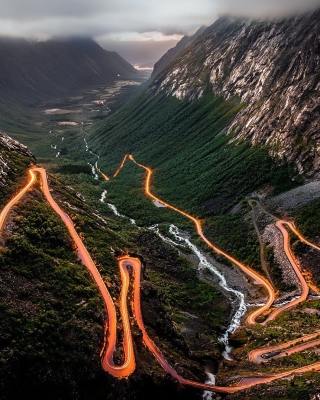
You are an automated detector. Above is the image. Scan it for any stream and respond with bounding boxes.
[103,203,248,353]
[107,203,136,225]
[149,224,247,358]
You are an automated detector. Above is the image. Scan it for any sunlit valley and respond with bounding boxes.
[1,5,320,400]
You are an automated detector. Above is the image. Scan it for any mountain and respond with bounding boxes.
[0,37,141,105]
[85,13,320,218]
[151,10,320,177]
[83,9,320,285]
[76,10,320,397]
[151,26,206,78]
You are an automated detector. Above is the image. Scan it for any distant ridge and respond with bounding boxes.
[0,37,141,104]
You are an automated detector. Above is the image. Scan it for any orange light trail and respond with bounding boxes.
[282,221,320,294]
[115,257,320,394]
[34,168,136,378]
[0,169,36,232]
[262,221,309,323]
[2,160,320,393]
[111,154,320,390]
[101,172,110,181]
[0,167,135,378]
[249,331,320,363]
[113,154,129,178]
[96,167,110,181]
[127,155,274,325]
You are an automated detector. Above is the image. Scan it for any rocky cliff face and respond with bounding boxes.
[151,26,206,78]
[0,132,34,188]
[151,10,320,177]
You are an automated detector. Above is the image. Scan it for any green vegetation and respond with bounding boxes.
[0,68,312,399]
[216,314,320,400]
[87,92,296,216]
[203,210,261,271]
[137,231,228,329]
[0,192,105,399]
[0,163,227,399]
[28,90,297,283]
[55,164,93,175]
[0,143,32,208]
[52,91,294,275]
[229,372,320,400]
[294,198,320,240]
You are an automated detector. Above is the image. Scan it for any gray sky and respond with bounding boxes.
[1,0,320,66]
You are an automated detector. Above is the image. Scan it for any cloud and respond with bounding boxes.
[0,1,318,77]
[0,0,111,19]
[0,0,319,39]
[214,0,320,18]
[0,0,216,38]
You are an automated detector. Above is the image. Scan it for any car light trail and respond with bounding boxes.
[2,161,320,394]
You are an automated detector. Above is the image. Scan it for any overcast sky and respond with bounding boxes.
[1,0,320,66]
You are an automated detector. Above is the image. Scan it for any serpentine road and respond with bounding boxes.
[1,161,320,394]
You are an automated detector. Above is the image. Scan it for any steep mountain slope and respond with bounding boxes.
[0,37,141,105]
[151,10,320,176]
[81,10,320,286]
[89,92,294,216]
[151,26,206,78]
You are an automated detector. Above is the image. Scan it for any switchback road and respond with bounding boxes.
[1,161,320,394]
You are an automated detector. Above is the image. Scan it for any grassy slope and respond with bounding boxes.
[89,92,295,212]
[82,91,296,270]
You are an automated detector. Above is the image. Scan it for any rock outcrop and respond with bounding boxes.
[151,26,206,79]
[0,131,34,188]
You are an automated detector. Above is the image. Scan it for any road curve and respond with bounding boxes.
[125,155,274,325]
[286,221,320,252]
[249,331,320,363]
[114,257,320,394]
[34,167,136,378]
[0,167,136,378]
[121,156,317,324]
[0,169,36,232]
[111,154,320,390]
[263,221,309,324]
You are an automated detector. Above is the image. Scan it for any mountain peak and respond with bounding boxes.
[150,9,320,177]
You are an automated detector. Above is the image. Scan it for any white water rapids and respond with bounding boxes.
[88,163,99,180]
[273,295,300,307]
[149,224,247,357]
[100,190,108,203]
[203,373,216,400]
[99,193,248,357]
[107,203,136,225]
[96,197,250,390]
